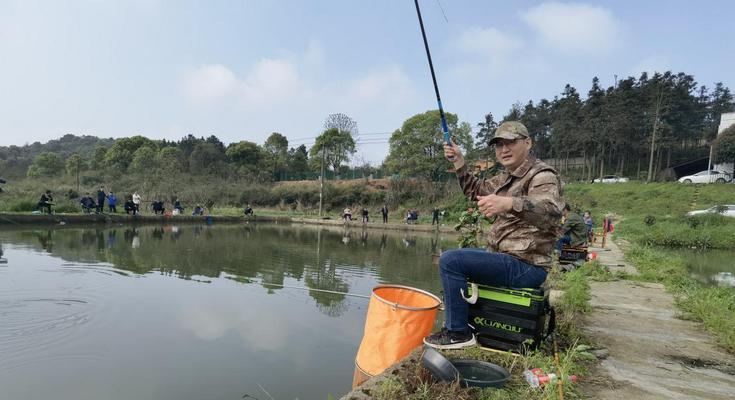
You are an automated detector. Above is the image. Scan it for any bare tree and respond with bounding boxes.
[324,113,358,136]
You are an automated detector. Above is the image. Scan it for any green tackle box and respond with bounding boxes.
[467,283,553,352]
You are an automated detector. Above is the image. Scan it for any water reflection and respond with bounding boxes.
[0,224,450,316]
[669,248,735,288]
[0,223,451,400]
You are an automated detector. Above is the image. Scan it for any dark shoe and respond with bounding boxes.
[423,328,476,350]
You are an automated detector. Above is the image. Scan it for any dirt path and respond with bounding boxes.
[583,241,735,399]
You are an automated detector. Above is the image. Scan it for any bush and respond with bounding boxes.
[239,186,278,206]
[81,175,104,186]
[9,200,37,212]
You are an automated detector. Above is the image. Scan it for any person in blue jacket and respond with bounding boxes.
[107,191,117,213]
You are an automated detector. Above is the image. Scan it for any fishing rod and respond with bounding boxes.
[413,0,452,148]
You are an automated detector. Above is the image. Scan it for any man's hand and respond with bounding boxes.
[443,138,465,169]
[477,194,513,217]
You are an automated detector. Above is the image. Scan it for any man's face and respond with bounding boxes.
[494,137,532,171]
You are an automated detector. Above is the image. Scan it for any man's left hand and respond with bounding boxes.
[477,194,513,217]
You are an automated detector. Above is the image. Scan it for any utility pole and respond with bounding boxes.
[318,148,325,217]
[647,89,663,182]
[707,145,714,182]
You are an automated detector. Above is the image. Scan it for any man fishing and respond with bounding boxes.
[423,121,564,349]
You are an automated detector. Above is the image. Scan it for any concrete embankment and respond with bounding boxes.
[0,213,253,226]
[0,213,457,236]
[583,240,735,399]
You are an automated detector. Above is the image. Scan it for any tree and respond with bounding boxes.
[520,99,553,159]
[287,145,309,176]
[263,132,289,180]
[190,142,228,176]
[501,103,523,122]
[104,136,157,171]
[551,84,584,172]
[89,146,108,170]
[177,134,205,158]
[226,141,263,179]
[130,146,160,176]
[713,125,735,167]
[157,147,185,173]
[309,128,356,174]
[323,113,358,136]
[130,146,161,192]
[706,83,735,140]
[475,113,498,155]
[205,135,226,153]
[65,154,85,176]
[580,78,607,179]
[27,152,64,178]
[385,110,473,180]
[157,147,185,195]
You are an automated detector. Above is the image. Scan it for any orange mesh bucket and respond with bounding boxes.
[352,285,442,387]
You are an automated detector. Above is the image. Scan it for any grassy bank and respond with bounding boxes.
[564,182,735,351]
[566,182,735,249]
[625,246,735,351]
[0,176,474,225]
[371,262,609,400]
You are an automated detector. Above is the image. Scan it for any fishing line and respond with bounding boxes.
[248,279,372,299]
[435,0,449,22]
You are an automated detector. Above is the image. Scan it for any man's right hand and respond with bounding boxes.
[443,139,465,169]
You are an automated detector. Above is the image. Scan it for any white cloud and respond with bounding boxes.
[241,58,301,103]
[522,2,622,55]
[183,64,240,105]
[183,58,301,106]
[631,55,670,76]
[457,27,523,58]
[345,64,415,108]
[448,26,525,82]
[181,43,414,112]
[178,302,289,352]
[178,43,420,164]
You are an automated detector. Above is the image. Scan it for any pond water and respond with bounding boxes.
[673,248,735,288]
[0,223,453,400]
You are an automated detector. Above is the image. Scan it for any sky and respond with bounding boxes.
[0,0,733,165]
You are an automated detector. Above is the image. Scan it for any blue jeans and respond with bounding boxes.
[439,248,548,332]
[556,235,571,252]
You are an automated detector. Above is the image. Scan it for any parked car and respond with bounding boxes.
[686,205,735,217]
[678,170,732,184]
[592,175,629,183]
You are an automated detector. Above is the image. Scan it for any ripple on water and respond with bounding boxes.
[0,296,96,370]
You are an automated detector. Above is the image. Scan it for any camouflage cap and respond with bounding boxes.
[489,121,529,144]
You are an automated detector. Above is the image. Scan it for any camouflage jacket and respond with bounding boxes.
[456,156,564,269]
[562,212,588,247]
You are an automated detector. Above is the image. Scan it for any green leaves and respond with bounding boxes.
[27,152,64,178]
[712,125,735,164]
[455,207,487,248]
[385,110,473,180]
[309,128,356,174]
